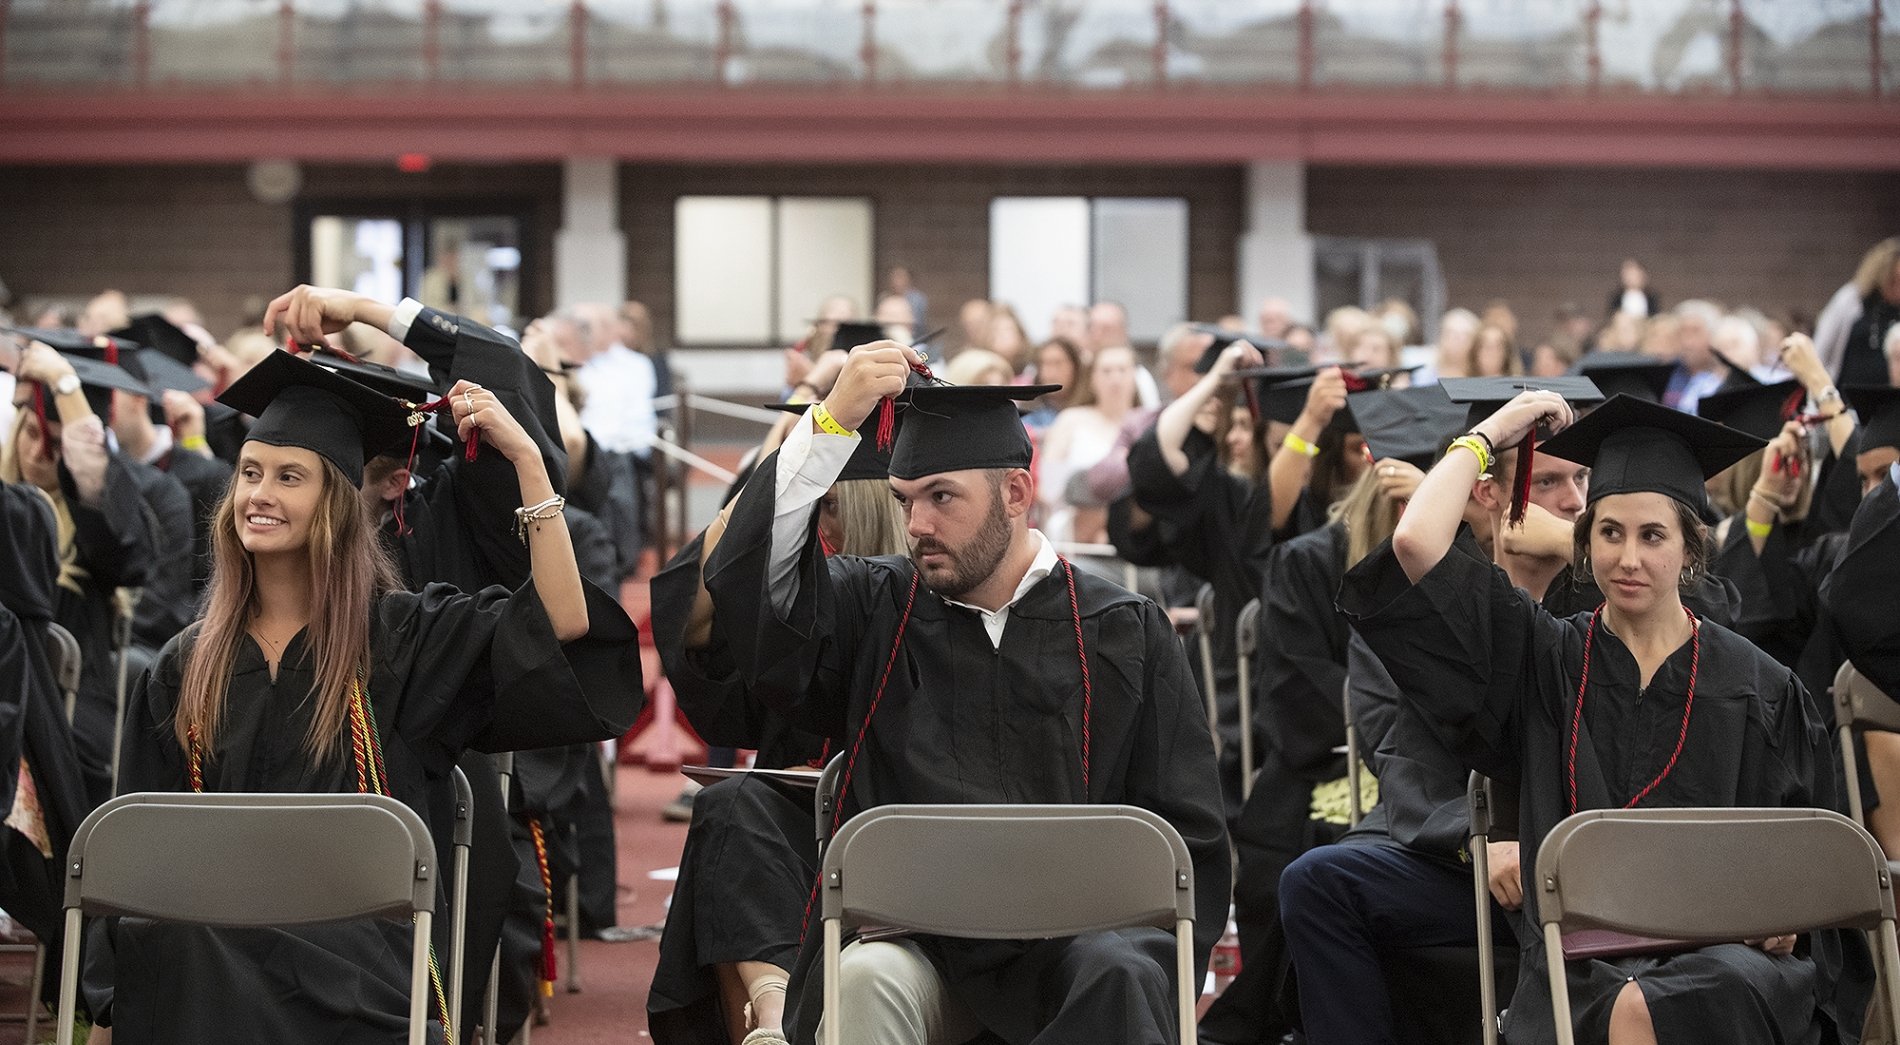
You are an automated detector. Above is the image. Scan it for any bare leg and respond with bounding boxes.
[1864,730,1900,859]
[87,1026,113,1044]
[1608,980,1658,1045]
[714,962,753,1043]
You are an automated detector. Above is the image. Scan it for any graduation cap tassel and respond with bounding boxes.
[875,397,897,452]
[529,817,558,996]
[1509,432,1535,527]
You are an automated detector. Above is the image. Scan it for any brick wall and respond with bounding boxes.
[1305,165,1900,344]
[621,163,1248,353]
[0,162,560,338]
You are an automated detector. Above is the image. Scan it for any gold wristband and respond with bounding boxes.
[1282,431,1321,458]
[811,403,855,438]
[1745,516,1774,540]
[180,434,210,452]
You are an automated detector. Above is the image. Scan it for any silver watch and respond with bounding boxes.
[52,372,81,397]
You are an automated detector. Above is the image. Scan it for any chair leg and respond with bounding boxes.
[55,910,80,1045]
[823,920,842,1045]
[481,943,503,1045]
[410,912,433,1045]
[1544,922,1575,1045]
[1236,658,1254,801]
[26,940,44,1045]
[1473,836,1498,1045]
[1881,920,1900,1045]
[565,874,582,993]
[1175,919,1198,1045]
[1847,728,1868,823]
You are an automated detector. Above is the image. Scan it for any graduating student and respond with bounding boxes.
[3,340,174,803]
[1340,392,1867,1045]
[701,343,1227,1045]
[1823,387,1900,722]
[83,349,642,1044]
[649,402,909,1045]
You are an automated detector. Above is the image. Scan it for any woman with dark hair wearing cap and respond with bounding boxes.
[82,338,641,1042]
[1339,391,1866,1045]
[648,387,912,1045]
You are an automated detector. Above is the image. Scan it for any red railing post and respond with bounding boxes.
[0,0,9,87]
[423,0,440,82]
[1153,0,1169,85]
[570,0,586,88]
[1442,0,1459,89]
[278,0,294,86]
[1727,0,1744,94]
[1586,0,1601,94]
[1298,0,1314,89]
[1873,0,1884,98]
[860,1,876,83]
[714,0,734,84]
[133,0,150,86]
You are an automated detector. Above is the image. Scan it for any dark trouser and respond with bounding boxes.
[1280,840,1510,1045]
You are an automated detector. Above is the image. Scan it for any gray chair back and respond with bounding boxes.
[449,767,474,1034]
[1234,598,1260,800]
[815,752,845,852]
[1836,662,1900,821]
[42,622,81,724]
[1533,806,1900,1045]
[819,804,1198,1045]
[57,792,437,1045]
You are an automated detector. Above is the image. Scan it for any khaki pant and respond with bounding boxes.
[817,938,985,1045]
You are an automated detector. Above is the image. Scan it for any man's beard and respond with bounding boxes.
[910,498,1012,600]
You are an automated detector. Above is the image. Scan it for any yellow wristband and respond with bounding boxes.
[811,403,855,438]
[1745,517,1773,539]
[180,435,210,452]
[1447,435,1494,475]
[1282,432,1321,458]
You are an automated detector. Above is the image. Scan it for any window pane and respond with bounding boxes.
[675,196,774,345]
[310,216,406,304]
[1092,197,1187,343]
[775,197,874,343]
[424,216,522,330]
[990,197,1091,343]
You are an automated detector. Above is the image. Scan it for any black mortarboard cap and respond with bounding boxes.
[55,353,151,418]
[111,314,201,367]
[1540,394,1765,510]
[216,350,416,487]
[1440,375,1605,432]
[1191,325,1293,374]
[888,384,1057,481]
[1693,379,1806,442]
[1231,365,1320,426]
[1571,353,1676,404]
[1346,385,1467,470]
[119,349,212,398]
[768,402,899,482]
[1842,386,1900,453]
[826,321,889,353]
[300,348,441,403]
[6,326,139,361]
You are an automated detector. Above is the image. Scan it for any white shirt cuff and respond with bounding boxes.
[386,297,425,343]
[767,407,861,612]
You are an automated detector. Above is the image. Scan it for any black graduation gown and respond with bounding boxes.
[1339,542,1869,1045]
[703,448,1229,1045]
[123,456,197,654]
[1126,426,1276,818]
[648,530,831,1044]
[0,482,93,1005]
[1824,476,1900,699]
[567,432,644,585]
[153,446,231,594]
[85,578,641,1043]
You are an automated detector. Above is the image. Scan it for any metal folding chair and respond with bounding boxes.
[55,792,437,1045]
[1535,806,1900,1045]
[480,751,516,1045]
[1194,584,1220,758]
[1234,598,1260,800]
[1466,773,1525,1045]
[1342,676,1363,827]
[448,766,474,1040]
[814,753,846,856]
[1835,662,1900,822]
[819,804,1198,1045]
[43,622,81,726]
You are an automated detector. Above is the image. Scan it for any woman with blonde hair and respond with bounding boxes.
[1038,344,1139,542]
[83,285,640,1044]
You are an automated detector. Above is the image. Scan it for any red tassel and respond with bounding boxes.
[1340,369,1371,393]
[1510,432,1535,526]
[876,397,897,451]
[541,919,558,983]
[1780,388,1806,423]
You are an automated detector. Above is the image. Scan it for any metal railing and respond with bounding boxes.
[3,0,1892,97]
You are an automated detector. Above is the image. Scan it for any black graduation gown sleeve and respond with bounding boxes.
[163,448,231,592]
[0,481,60,621]
[564,505,620,595]
[1258,525,1350,778]
[125,461,198,651]
[1824,476,1900,697]
[57,451,155,591]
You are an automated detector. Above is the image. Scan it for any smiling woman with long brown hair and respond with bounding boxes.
[83,286,642,1045]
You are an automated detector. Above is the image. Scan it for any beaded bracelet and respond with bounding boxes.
[514,494,566,544]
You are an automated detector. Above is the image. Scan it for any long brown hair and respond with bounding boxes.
[1328,466,1405,570]
[175,456,401,763]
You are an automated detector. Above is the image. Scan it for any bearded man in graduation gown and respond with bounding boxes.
[700,342,1228,1045]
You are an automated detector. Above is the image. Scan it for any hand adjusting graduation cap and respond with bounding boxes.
[216,349,416,488]
[1538,394,1765,517]
[1343,385,1469,472]
[1441,376,1605,524]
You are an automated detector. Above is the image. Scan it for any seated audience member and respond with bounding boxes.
[1468,322,1524,377]
[1039,344,1141,542]
[1416,307,1479,385]
[942,347,1016,388]
[1341,390,1868,1045]
[1609,258,1661,318]
[1022,337,1084,431]
[987,303,1033,377]
[1663,299,1728,414]
[1813,238,1897,381]
[1838,241,1900,388]
[698,347,1227,1045]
